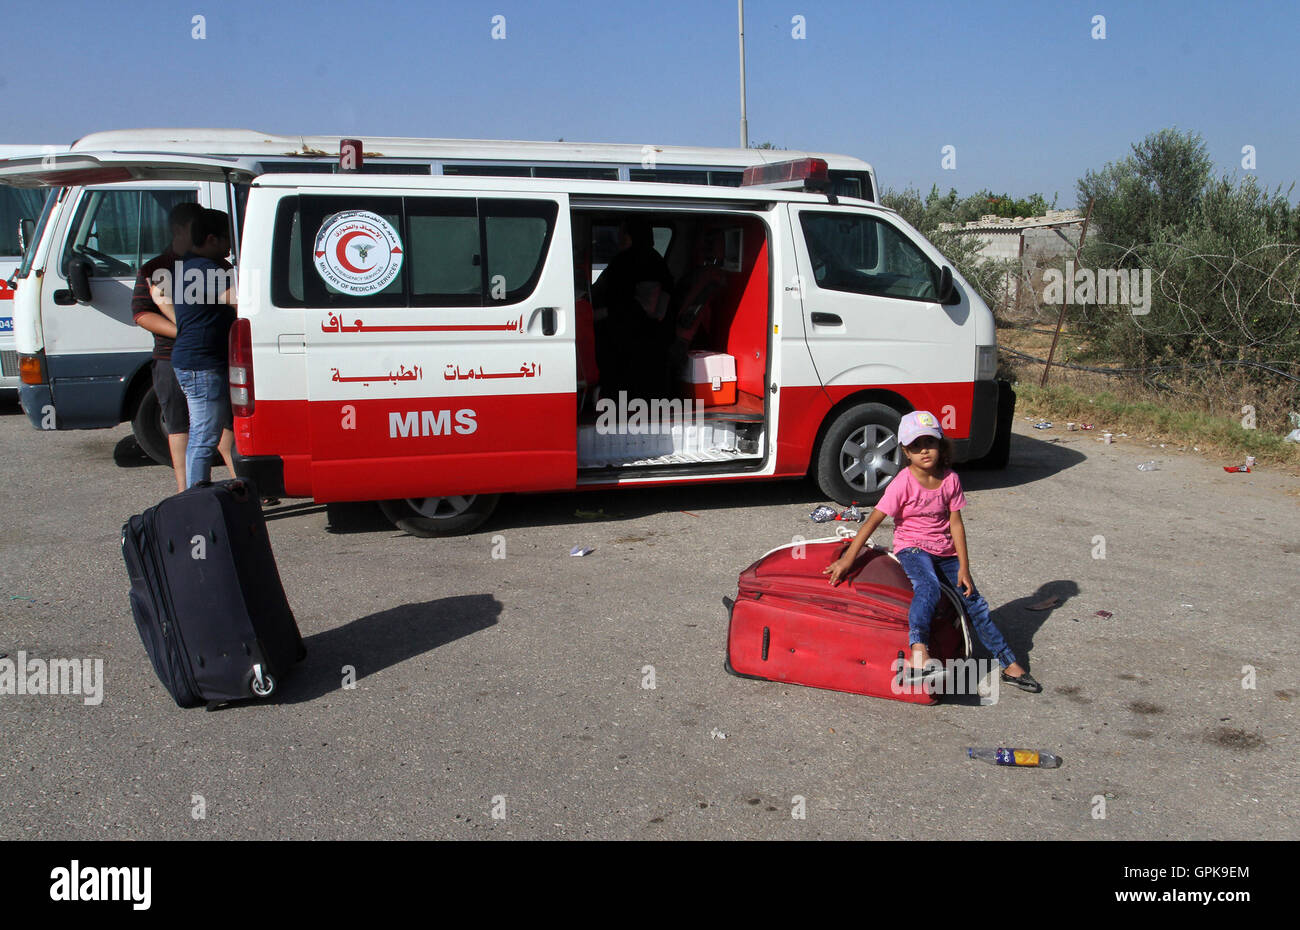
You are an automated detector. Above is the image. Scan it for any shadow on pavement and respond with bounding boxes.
[957,432,1087,492]
[244,430,1089,536]
[263,501,328,523]
[505,477,827,531]
[984,579,1082,673]
[113,435,158,468]
[274,594,501,704]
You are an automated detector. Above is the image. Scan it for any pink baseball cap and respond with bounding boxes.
[899,410,943,447]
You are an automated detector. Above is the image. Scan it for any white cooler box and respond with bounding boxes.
[680,351,737,406]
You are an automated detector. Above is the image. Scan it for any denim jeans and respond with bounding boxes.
[173,366,229,488]
[895,547,1018,669]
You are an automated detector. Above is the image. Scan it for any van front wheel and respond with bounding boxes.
[131,386,172,467]
[815,402,905,505]
[378,494,500,537]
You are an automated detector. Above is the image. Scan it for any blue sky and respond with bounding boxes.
[4,0,1297,205]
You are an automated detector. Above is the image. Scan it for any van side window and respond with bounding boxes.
[60,189,196,279]
[278,195,560,309]
[406,198,481,306]
[799,212,939,302]
[271,197,304,307]
[482,200,558,304]
[0,185,47,259]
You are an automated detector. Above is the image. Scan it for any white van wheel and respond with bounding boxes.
[815,403,904,505]
[378,494,500,537]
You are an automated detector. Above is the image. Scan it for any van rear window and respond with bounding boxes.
[272,194,558,309]
[0,185,48,259]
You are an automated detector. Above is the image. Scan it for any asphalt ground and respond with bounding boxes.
[0,397,1295,840]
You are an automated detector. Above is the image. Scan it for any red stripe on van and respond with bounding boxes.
[775,382,976,474]
[240,380,976,502]
[239,393,576,501]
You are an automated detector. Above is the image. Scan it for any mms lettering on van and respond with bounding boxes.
[389,409,478,438]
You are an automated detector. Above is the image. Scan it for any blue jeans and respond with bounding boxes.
[895,547,1018,669]
[174,367,229,488]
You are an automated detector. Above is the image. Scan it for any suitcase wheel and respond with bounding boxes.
[250,668,276,698]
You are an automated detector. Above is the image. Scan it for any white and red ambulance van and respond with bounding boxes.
[225,158,1010,534]
[1,146,1010,534]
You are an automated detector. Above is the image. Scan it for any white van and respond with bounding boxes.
[4,149,1011,533]
[0,131,876,459]
[1,145,67,395]
[219,158,1010,534]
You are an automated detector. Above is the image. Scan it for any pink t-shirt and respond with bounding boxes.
[874,468,967,556]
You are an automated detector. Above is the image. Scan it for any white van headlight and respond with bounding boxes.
[976,345,998,381]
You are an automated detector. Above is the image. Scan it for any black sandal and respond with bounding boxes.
[905,662,945,683]
[1001,670,1042,693]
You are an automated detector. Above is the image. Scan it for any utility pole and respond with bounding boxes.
[738,0,749,148]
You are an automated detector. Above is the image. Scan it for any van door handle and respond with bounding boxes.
[538,307,557,336]
[810,312,842,326]
[53,289,76,306]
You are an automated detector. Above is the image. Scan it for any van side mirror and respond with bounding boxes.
[67,255,94,303]
[17,218,34,253]
[937,265,956,304]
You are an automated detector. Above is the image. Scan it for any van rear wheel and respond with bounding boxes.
[815,402,904,505]
[379,494,500,537]
[131,386,172,467]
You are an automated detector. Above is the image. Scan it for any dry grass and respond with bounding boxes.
[998,323,1300,471]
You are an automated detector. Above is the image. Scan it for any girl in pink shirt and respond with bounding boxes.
[824,411,1041,692]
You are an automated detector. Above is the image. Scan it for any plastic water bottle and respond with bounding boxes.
[1136,461,1159,471]
[967,747,1061,768]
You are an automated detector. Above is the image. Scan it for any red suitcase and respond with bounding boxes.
[724,536,972,704]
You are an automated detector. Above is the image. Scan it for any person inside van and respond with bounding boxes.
[158,208,237,488]
[591,217,673,399]
[132,201,236,492]
[667,228,728,376]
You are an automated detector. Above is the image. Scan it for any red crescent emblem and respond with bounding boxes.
[335,230,377,274]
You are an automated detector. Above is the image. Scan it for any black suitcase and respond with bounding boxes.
[121,479,306,708]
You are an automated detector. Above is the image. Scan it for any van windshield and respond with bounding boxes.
[16,189,58,278]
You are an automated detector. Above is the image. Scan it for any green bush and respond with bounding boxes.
[1071,130,1300,402]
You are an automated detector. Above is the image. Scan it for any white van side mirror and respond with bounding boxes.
[67,255,94,303]
[937,265,956,304]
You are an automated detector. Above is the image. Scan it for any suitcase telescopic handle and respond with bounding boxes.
[194,478,250,501]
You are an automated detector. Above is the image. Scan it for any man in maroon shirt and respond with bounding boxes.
[132,201,235,492]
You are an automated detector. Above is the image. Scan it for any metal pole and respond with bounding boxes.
[738,0,749,148]
[1040,198,1094,387]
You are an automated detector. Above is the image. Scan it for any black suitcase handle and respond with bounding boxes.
[191,478,252,502]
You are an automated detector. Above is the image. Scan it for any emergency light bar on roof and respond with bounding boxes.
[740,158,831,193]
